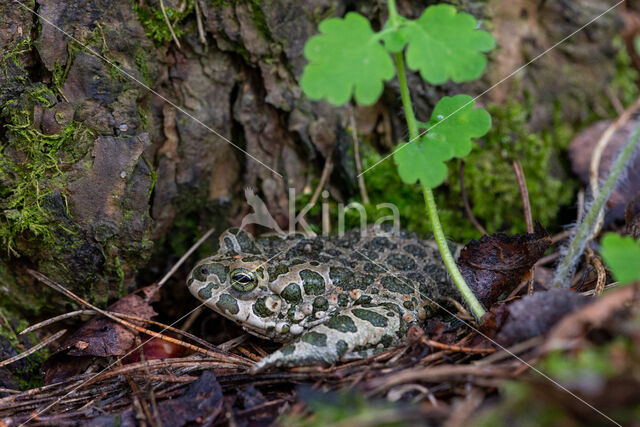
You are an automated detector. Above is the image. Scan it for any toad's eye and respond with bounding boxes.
[230,268,257,292]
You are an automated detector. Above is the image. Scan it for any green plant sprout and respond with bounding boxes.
[553,121,640,288]
[300,1,494,320]
[600,234,640,285]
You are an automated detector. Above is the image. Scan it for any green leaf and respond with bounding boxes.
[300,12,395,106]
[600,233,640,285]
[393,95,490,188]
[393,133,452,188]
[426,95,491,158]
[403,4,495,84]
[425,95,491,158]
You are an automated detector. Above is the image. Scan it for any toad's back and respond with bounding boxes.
[187,228,458,372]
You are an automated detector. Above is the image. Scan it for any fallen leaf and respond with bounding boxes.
[568,119,640,222]
[457,223,552,306]
[495,289,592,346]
[543,282,639,352]
[43,289,157,383]
[62,292,156,357]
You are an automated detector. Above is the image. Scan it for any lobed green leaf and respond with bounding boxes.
[300,12,395,106]
[600,233,640,285]
[393,95,490,188]
[403,4,495,84]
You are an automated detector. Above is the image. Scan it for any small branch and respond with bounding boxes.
[512,160,534,294]
[21,309,220,355]
[0,330,66,368]
[350,108,370,204]
[194,0,207,46]
[306,147,334,209]
[459,161,487,235]
[585,247,607,296]
[26,269,250,364]
[512,160,533,233]
[151,227,215,296]
[20,310,90,334]
[420,338,495,354]
[605,86,625,116]
[159,0,182,49]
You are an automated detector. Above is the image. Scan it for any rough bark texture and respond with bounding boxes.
[0,0,625,324]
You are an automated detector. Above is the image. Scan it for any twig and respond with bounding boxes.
[459,161,487,235]
[605,86,625,115]
[512,160,534,294]
[20,309,229,358]
[306,147,334,209]
[420,339,495,354]
[118,359,156,427]
[26,270,250,363]
[534,252,562,267]
[151,227,216,296]
[135,336,161,426]
[589,96,640,237]
[551,230,572,244]
[159,0,182,48]
[585,247,607,296]
[194,0,207,46]
[20,310,93,334]
[0,330,66,368]
[179,306,203,332]
[350,109,369,204]
[80,358,241,389]
[512,161,533,233]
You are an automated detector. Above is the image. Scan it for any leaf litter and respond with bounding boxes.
[1,227,638,425]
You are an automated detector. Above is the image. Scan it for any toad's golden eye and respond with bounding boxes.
[230,268,257,292]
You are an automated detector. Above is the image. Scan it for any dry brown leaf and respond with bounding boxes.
[457,223,551,306]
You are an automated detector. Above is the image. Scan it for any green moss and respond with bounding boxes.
[134,47,152,86]
[133,1,195,46]
[0,38,30,84]
[0,85,95,256]
[444,99,576,240]
[611,36,639,108]
[247,0,270,40]
[0,306,47,390]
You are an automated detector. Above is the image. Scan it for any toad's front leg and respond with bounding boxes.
[250,305,404,373]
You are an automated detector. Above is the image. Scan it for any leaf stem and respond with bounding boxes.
[394,53,418,138]
[387,0,400,28]
[394,52,486,320]
[423,187,486,319]
[553,120,640,288]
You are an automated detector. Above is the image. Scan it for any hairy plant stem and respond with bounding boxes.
[394,52,486,320]
[553,120,640,288]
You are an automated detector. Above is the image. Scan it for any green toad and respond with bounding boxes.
[187,228,460,372]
